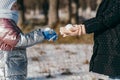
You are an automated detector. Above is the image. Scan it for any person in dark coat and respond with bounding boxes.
[60,0,120,79]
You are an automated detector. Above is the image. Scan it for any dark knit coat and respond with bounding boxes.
[84,0,120,77]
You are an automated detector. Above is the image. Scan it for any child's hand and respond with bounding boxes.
[42,28,58,41]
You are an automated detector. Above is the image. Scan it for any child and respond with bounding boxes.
[0,0,57,80]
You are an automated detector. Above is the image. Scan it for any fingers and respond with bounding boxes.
[60,24,86,37]
[70,30,79,36]
[69,24,81,36]
[60,27,71,37]
[60,27,67,35]
[60,27,70,34]
[63,34,68,37]
[60,25,78,37]
[71,24,86,36]
[62,29,79,37]
[69,27,78,32]
[78,25,82,36]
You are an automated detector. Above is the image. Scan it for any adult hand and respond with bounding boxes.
[60,27,70,37]
[60,24,86,37]
[71,24,86,35]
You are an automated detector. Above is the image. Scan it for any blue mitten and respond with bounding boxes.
[42,28,58,41]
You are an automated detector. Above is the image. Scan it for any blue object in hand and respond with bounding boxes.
[42,28,58,41]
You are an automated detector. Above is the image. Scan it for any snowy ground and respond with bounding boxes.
[27,44,109,80]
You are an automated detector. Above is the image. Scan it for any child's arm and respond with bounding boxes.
[16,28,58,48]
[15,29,44,48]
[0,19,57,50]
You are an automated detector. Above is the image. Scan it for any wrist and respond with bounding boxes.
[76,24,86,36]
[42,31,47,40]
[81,24,86,35]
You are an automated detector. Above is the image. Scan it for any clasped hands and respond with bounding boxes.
[60,24,86,37]
[42,24,86,41]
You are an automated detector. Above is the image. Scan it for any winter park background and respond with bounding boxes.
[18,0,110,80]
[27,44,109,80]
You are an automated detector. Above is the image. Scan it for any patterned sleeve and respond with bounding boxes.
[84,0,120,33]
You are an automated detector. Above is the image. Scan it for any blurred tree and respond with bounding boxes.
[68,0,72,23]
[48,0,59,28]
[79,0,97,11]
[74,0,79,24]
[86,0,90,8]
[17,0,26,27]
[90,0,97,11]
[42,0,49,24]
[79,0,87,10]
[25,0,43,10]
[69,0,79,24]
[59,0,68,9]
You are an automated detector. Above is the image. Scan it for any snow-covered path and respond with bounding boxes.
[27,44,109,80]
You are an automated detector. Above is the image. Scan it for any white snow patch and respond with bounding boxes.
[27,44,109,80]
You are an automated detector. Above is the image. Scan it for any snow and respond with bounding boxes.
[27,44,109,80]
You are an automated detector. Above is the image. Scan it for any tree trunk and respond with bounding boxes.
[75,0,79,24]
[48,0,59,28]
[43,0,49,25]
[79,0,87,10]
[90,0,97,11]
[17,0,26,27]
[86,0,90,8]
[68,0,72,23]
